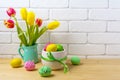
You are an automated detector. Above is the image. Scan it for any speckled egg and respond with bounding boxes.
[24,61,35,71]
[38,66,52,77]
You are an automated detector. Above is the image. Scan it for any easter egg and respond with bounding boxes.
[38,66,52,77]
[24,61,35,71]
[10,58,22,68]
[71,56,80,65]
[57,44,64,51]
[44,42,52,51]
[46,44,57,52]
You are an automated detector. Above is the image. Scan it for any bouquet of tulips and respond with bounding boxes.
[4,8,59,46]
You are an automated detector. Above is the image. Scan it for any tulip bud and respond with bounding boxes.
[4,19,14,28]
[47,20,60,30]
[6,8,16,17]
[35,18,42,27]
[20,8,27,20]
[27,11,35,26]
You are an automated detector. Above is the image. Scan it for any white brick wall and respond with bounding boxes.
[69,21,106,32]
[30,0,68,8]
[50,9,87,20]
[0,32,11,43]
[109,0,120,8]
[89,9,120,20]
[69,44,105,55]
[0,0,29,7]
[70,0,108,8]
[1,0,120,58]
[107,21,120,32]
[88,33,120,43]
[50,33,87,43]
[0,44,19,55]
[106,45,120,54]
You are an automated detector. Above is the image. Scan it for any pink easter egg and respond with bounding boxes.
[24,61,35,71]
[44,42,52,51]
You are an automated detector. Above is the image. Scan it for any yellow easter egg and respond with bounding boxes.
[10,58,22,68]
[46,44,57,52]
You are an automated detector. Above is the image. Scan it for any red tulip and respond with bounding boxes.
[6,8,16,17]
[35,18,42,27]
[4,19,14,28]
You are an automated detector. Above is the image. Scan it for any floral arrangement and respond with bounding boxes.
[4,8,60,46]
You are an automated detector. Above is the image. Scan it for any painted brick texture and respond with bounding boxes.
[0,0,120,58]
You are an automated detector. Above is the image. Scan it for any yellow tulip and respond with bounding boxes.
[47,20,60,30]
[20,8,27,20]
[27,11,35,26]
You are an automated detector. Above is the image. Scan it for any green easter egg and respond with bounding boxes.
[71,56,80,65]
[57,44,64,51]
[38,66,52,77]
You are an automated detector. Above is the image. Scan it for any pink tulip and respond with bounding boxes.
[6,8,16,17]
[35,18,42,27]
[4,19,14,28]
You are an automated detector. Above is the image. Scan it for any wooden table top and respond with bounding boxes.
[0,58,120,80]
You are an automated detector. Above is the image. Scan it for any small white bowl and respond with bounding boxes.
[41,50,67,70]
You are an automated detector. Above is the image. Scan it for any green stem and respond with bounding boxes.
[33,26,48,43]
[29,26,33,46]
[13,17,28,46]
[25,21,30,43]
[32,25,39,44]
[29,25,36,46]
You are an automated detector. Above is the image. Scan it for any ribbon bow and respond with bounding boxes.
[40,52,69,73]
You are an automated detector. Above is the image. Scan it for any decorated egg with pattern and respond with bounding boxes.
[24,61,35,71]
[38,66,52,77]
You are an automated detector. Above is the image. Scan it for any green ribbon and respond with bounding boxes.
[40,52,69,73]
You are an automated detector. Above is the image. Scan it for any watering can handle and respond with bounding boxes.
[18,47,24,59]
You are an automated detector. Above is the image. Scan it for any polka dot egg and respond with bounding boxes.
[24,61,35,71]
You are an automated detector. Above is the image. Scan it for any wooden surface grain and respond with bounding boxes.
[0,58,120,80]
